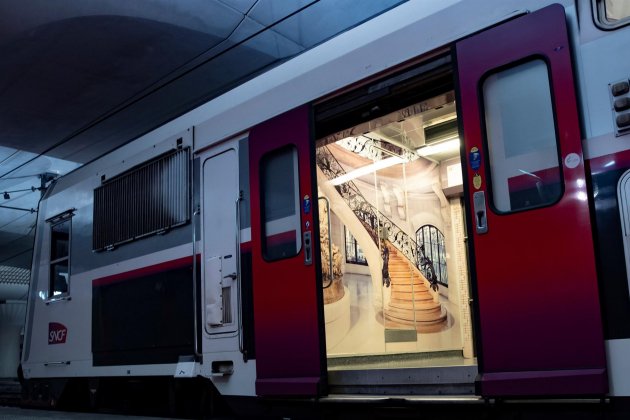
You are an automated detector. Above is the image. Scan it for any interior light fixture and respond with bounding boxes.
[416,138,460,157]
[330,156,406,186]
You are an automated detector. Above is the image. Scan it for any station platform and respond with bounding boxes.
[0,406,168,419]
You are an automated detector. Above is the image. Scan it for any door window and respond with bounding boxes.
[260,146,302,261]
[482,59,562,213]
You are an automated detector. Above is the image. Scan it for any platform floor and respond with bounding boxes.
[2,400,626,420]
[0,406,170,419]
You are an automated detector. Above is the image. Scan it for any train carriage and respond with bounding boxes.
[19,0,630,415]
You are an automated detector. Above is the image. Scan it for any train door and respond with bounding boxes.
[201,147,239,338]
[249,106,327,396]
[456,5,607,395]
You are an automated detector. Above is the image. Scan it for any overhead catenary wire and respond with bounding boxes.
[0,0,320,182]
[0,211,30,230]
[0,246,34,266]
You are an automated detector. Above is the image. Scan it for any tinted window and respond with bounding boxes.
[50,217,71,297]
[260,147,302,261]
[483,59,562,213]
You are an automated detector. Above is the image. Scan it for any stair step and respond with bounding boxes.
[384,312,448,333]
[391,290,433,302]
[389,284,430,293]
[386,301,442,312]
[384,312,447,325]
[389,272,420,278]
[390,274,425,280]
[385,307,444,322]
[390,295,434,304]
[388,300,440,310]
[389,280,424,287]
[389,267,414,273]
[389,286,431,295]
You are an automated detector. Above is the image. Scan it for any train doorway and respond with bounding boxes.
[315,90,476,373]
[313,7,607,396]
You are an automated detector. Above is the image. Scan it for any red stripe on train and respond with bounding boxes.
[589,148,630,174]
[265,230,297,246]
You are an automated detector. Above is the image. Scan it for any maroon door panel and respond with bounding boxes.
[456,5,607,396]
[249,105,326,396]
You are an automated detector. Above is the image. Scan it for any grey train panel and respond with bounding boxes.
[72,223,192,276]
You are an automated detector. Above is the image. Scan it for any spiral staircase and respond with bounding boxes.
[316,144,447,333]
[385,243,447,332]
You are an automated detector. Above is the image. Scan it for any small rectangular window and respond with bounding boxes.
[260,146,302,261]
[344,227,367,265]
[593,0,630,29]
[49,216,71,297]
[482,59,562,213]
[416,225,448,287]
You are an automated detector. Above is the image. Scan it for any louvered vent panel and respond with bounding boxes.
[221,287,232,324]
[93,148,190,251]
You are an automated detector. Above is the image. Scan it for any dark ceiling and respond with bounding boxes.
[0,0,404,278]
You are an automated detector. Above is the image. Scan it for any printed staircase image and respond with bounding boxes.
[316,144,448,334]
[384,243,447,333]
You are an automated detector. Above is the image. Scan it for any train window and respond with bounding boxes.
[49,216,71,297]
[416,225,448,287]
[482,59,562,213]
[344,226,367,265]
[593,0,630,29]
[260,146,302,261]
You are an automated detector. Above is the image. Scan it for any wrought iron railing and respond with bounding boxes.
[316,145,420,266]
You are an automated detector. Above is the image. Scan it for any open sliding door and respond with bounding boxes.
[249,105,326,396]
[456,5,607,396]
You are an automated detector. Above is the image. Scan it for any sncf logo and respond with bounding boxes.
[48,322,67,345]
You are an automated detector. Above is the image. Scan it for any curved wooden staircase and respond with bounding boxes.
[384,244,448,333]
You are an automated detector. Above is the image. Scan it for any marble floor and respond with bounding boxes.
[327,271,467,361]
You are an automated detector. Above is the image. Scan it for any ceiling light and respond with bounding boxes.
[416,138,460,157]
[330,156,406,186]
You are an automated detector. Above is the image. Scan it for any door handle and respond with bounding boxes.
[473,191,488,234]
[303,231,313,266]
[223,272,237,280]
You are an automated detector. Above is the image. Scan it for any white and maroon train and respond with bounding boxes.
[19,0,630,415]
